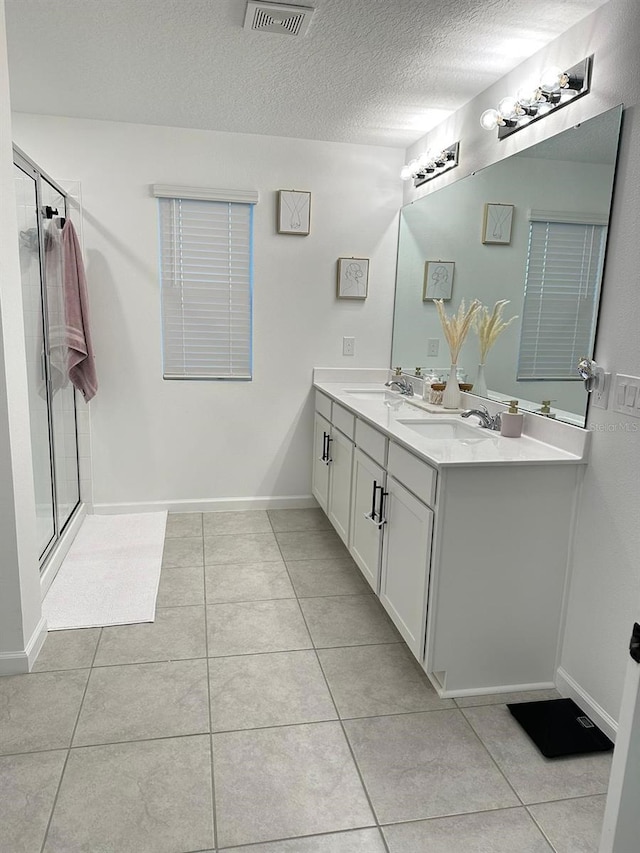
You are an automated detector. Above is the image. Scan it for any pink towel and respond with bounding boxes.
[61,219,98,401]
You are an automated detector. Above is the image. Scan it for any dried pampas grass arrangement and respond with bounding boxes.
[474,300,518,362]
[434,298,481,364]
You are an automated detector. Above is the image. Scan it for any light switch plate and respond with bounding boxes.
[342,336,355,356]
[612,374,640,417]
[427,338,439,357]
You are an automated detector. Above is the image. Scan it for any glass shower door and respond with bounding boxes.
[41,178,80,532]
[14,162,56,557]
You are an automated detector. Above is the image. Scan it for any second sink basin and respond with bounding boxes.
[396,419,493,441]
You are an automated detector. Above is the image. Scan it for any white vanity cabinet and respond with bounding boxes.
[311,383,584,698]
[380,445,435,659]
[311,394,354,546]
[349,448,386,593]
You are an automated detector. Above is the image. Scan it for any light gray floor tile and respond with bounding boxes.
[287,558,371,598]
[209,650,337,731]
[74,659,209,746]
[318,643,454,718]
[203,510,272,535]
[156,566,205,607]
[267,508,332,532]
[529,794,607,852]
[205,532,281,565]
[300,595,401,648]
[213,722,374,848]
[43,736,214,853]
[207,600,312,657]
[462,704,613,804]
[0,750,67,853]
[344,710,519,823]
[383,808,553,853]
[32,628,101,671]
[275,530,350,562]
[205,560,294,603]
[161,535,203,568]
[222,827,387,851]
[94,606,206,666]
[0,670,90,754]
[165,512,203,538]
[455,688,561,708]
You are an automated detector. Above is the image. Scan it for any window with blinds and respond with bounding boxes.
[156,190,255,380]
[517,217,607,381]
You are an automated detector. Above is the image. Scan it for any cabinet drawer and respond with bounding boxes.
[387,442,437,507]
[315,391,332,421]
[332,403,355,440]
[355,418,387,467]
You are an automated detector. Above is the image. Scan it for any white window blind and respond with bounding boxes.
[517,219,607,381]
[158,195,254,380]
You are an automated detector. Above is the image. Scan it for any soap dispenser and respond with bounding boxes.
[500,400,524,437]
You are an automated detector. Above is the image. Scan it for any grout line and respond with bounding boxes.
[457,706,526,808]
[268,515,392,853]
[200,531,218,851]
[525,806,562,852]
[38,633,101,853]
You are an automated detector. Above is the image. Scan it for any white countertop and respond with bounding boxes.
[314,376,590,468]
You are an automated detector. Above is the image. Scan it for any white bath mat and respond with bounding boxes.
[43,512,168,630]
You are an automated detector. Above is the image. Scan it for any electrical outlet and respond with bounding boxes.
[342,336,355,356]
[427,338,439,357]
[591,370,611,409]
[612,374,640,417]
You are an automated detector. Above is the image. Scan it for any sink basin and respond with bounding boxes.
[344,388,399,401]
[396,419,493,441]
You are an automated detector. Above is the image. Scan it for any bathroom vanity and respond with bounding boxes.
[312,369,590,698]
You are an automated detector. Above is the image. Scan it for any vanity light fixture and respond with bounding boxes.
[400,142,460,187]
[480,56,593,140]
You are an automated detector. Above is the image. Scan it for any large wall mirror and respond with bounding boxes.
[392,105,623,425]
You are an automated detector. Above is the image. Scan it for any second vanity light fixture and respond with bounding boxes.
[480,56,593,139]
[400,142,460,187]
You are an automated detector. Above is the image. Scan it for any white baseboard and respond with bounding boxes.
[0,616,48,676]
[556,666,618,742]
[432,676,556,699]
[92,495,319,514]
[40,503,87,599]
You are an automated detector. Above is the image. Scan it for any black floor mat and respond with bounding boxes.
[507,698,614,758]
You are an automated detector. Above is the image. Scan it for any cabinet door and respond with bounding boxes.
[349,448,385,593]
[380,476,434,659]
[312,412,331,512]
[327,428,353,545]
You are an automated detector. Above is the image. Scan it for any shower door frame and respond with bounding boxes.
[13,145,82,570]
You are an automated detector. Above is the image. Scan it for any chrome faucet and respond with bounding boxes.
[385,377,414,396]
[461,405,501,430]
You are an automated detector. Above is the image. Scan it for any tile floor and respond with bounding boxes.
[0,508,613,852]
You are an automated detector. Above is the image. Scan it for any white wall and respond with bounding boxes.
[11,115,403,510]
[405,0,640,725]
[0,0,44,672]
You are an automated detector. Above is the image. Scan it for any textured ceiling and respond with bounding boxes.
[5,0,610,148]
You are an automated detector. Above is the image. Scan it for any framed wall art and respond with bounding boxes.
[423,260,455,300]
[277,190,311,235]
[482,203,514,244]
[337,257,369,299]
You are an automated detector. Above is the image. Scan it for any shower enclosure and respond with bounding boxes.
[13,147,81,568]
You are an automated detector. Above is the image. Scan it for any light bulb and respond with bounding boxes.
[540,66,563,92]
[516,84,539,106]
[480,108,500,131]
[400,164,412,181]
[407,159,419,176]
[536,102,552,116]
[417,150,433,169]
[498,96,519,120]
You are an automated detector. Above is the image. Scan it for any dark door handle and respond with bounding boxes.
[377,488,388,527]
[325,435,333,464]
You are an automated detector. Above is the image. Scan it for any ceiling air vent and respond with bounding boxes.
[243,1,315,37]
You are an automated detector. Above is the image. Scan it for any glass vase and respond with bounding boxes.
[475,363,488,397]
[442,363,461,409]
